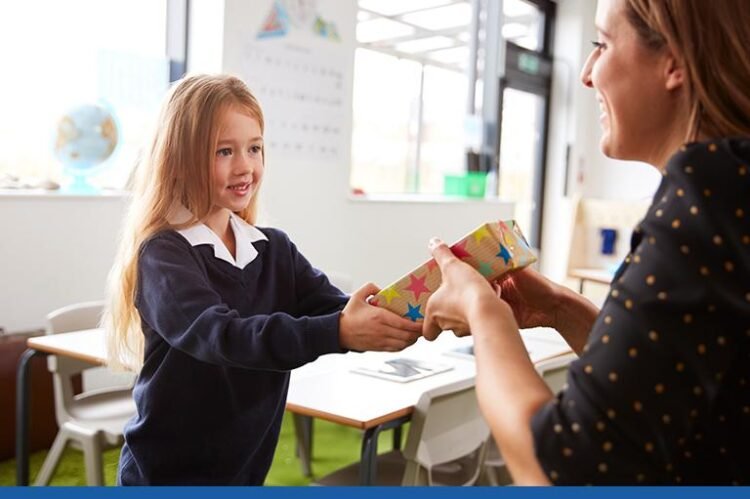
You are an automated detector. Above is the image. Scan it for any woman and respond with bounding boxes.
[423,0,750,485]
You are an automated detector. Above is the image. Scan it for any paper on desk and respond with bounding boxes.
[351,357,454,383]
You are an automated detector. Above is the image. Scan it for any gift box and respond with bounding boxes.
[372,220,537,321]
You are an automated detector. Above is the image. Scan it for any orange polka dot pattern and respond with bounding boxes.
[531,139,750,484]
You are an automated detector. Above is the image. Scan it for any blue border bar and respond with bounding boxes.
[0,487,748,498]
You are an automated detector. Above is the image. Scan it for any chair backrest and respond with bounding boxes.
[401,378,490,486]
[46,300,105,336]
[45,300,134,425]
[46,301,105,426]
[566,195,650,275]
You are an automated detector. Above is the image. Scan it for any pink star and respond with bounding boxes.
[427,259,438,272]
[405,273,431,301]
[450,240,472,259]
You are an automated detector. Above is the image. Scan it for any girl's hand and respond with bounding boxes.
[339,283,423,352]
[494,267,562,330]
[422,238,500,341]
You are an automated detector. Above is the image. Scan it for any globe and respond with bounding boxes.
[54,103,119,193]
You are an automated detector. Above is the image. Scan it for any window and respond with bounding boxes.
[351,0,471,196]
[349,51,467,195]
[418,65,469,194]
[351,0,553,202]
[350,50,422,194]
[0,0,170,191]
[502,0,546,51]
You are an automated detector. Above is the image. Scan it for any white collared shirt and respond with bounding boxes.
[169,205,268,269]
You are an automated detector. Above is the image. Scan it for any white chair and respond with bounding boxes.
[34,301,136,486]
[480,352,578,486]
[315,377,490,486]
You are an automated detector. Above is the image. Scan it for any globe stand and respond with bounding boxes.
[63,173,99,195]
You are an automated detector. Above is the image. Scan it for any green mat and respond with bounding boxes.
[0,413,399,486]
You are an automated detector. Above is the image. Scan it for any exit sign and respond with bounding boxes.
[518,53,540,75]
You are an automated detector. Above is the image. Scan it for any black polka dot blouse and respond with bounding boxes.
[531,138,750,485]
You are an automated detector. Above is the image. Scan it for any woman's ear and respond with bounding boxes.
[664,52,685,91]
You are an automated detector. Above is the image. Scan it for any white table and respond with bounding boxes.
[569,267,615,293]
[286,329,574,484]
[16,328,574,486]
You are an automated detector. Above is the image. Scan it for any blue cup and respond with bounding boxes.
[600,228,618,255]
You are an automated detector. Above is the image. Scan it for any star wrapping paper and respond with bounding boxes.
[372,220,537,321]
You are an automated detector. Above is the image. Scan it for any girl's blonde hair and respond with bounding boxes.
[104,74,265,370]
[625,0,750,141]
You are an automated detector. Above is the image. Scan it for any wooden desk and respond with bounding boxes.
[569,267,615,294]
[16,328,106,485]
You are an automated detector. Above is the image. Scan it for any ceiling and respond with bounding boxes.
[356,0,544,73]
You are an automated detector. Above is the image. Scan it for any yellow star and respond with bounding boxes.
[502,229,516,248]
[472,224,492,243]
[379,286,401,304]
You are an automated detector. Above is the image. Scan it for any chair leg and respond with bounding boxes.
[402,461,429,486]
[34,430,70,486]
[479,463,513,486]
[292,414,314,477]
[392,425,402,450]
[480,465,500,486]
[80,433,105,486]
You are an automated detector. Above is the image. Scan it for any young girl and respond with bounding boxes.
[104,74,422,485]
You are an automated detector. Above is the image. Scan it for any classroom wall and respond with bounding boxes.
[0,193,128,333]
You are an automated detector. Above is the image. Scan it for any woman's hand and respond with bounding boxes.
[339,283,423,352]
[422,238,501,340]
[497,267,599,355]
[494,267,562,330]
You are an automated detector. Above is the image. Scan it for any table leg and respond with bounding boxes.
[359,427,379,485]
[359,416,410,485]
[292,414,314,477]
[392,425,402,451]
[16,349,45,486]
